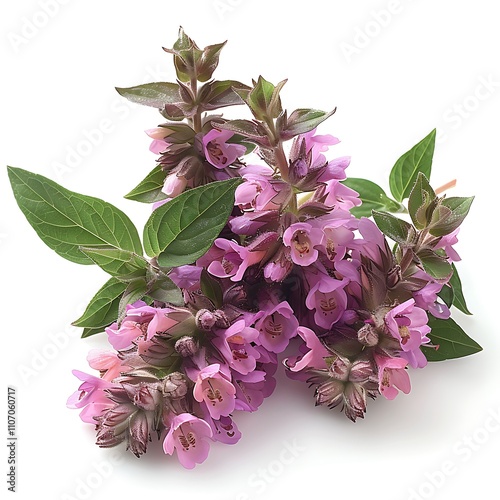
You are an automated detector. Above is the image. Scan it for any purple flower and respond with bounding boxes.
[434,228,461,262]
[193,364,236,420]
[213,320,261,375]
[283,222,325,267]
[254,300,298,353]
[304,272,348,329]
[385,299,431,368]
[66,370,114,423]
[375,354,411,400]
[413,278,451,320]
[284,326,330,373]
[145,127,172,154]
[202,129,246,169]
[163,413,213,469]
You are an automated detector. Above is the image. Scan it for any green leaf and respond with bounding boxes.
[199,80,250,110]
[72,277,127,328]
[147,275,184,306]
[200,269,223,308]
[124,164,168,204]
[281,108,336,140]
[437,284,454,308]
[418,249,453,280]
[449,263,472,315]
[197,41,227,82]
[79,246,148,280]
[424,316,482,361]
[115,82,181,108]
[408,172,437,229]
[81,326,105,339]
[389,129,436,202]
[216,119,269,143]
[372,210,417,245]
[7,167,143,265]
[143,178,242,267]
[118,278,148,322]
[247,76,285,120]
[342,178,404,217]
[428,196,474,237]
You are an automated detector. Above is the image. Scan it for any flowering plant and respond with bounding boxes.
[8,28,480,468]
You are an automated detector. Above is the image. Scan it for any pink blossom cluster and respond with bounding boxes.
[68,126,461,467]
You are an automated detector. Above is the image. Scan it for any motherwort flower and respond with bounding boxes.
[384,299,431,369]
[202,129,246,168]
[193,364,236,419]
[28,29,473,469]
[163,414,213,469]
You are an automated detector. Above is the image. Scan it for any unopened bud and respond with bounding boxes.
[349,359,375,384]
[128,412,150,457]
[122,382,161,412]
[315,379,344,407]
[327,354,351,381]
[357,323,379,346]
[174,336,199,357]
[344,382,367,422]
[196,309,217,330]
[161,372,188,399]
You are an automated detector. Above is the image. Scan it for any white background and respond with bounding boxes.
[1,1,499,499]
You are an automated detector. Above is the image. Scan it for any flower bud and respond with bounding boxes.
[174,336,199,357]
[161,372,188,400]
[128,412,150,457]
[122,382,162,412]
[344,382,367,422]
[196,309,217,330]
[327,354,351,381]
[315,379,344,407]
[357,323,379,346]
[349,359,375,384]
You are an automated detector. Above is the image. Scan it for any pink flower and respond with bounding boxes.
[66,370,114,423]
[385,299,431,368]
[146,128,172,154]
[283,222,325,267]
[202,129,246,169]
[193,364,236,420]
[213,320,261,375]
[413,279,451,320]
[87,349,123,381]
[434,228,461,262]
[162,173,188,197]
[285,326,330,373]
[254,300,298,353]
[105,320,143,351]
[163,413,213,469]
[301,129,340,166]
[375,355,411,400]
[198,238,265,282]
[305,273,348,329]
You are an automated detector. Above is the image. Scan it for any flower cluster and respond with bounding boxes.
[9,29,479,469]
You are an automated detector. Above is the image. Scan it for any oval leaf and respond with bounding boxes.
[342,178,404,217]
[72,277,127,329]
[424,316,482,361]
[8,167,143,265]
[124,164,168,204]
[115,82,181,108]
[79,246,148,281]
[143,178,242,267]
[372,210,416,245]
[389,129,436,202]
[449,263,472,315]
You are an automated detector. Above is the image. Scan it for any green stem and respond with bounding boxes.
[190,77,202,133]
